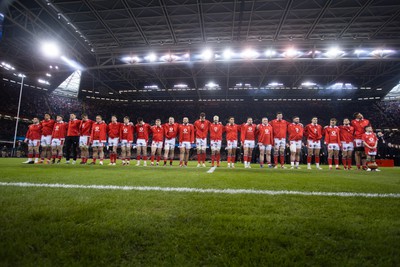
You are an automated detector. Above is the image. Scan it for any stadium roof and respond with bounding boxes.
[1,0,400,101]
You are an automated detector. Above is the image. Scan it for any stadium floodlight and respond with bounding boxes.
[205,82,219,89]
[201,49,214,61]
[284,48,300,58]
[265,49,276,57]
[370,49,396,57]
[144,85,159,89]
[325,47,345,58]
[18,73,26,78]
[122,56,140,63]
[241,48,259,59]
[1,62,16,70]
[45,73,52,77]
[38,78,50,85]
[354,49,367,56]
[268,82,283,87]
[301,82,316,87]
[61,56,83,70]
[41,41,61,58]
[222,49,234,60]
[174,83,188,89]
[145,53,157,62]
[160,54,179,62]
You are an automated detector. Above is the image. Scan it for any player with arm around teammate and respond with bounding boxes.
[304,117,323,170]
[339,118,355,170]
[209,115,224,167]
[324,118,341,170]
[90,115,107,165]
[120,116,134,165]
[241,117,257,168]
[256,117,274,168]
[178,117,194,167]
[270,112,289,169]
[79,114,93,165]
[150,119,164,166]
[163,117,179,166]
[193,112,211,167]
[39,113,55,164]
[225,117,240,168]
[50,115,67,164]
[135,117,151,166]
[22,117,42,164]
[287,116,304,169]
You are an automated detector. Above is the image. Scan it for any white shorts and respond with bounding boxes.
[180,141,191,149]
[327,143,340,151]
[354,139,364,148]
[92,140,105,147]
[79,136,90,147]
[196,138,207,149]
[164,138,176,150]
[210,140,222,150]
[108,137,119,147]
[151,141,163,149]
[226,140,238,149]
[28,139,40,147]
[120,139,132,148]
[258,144,272,151]
[41,135,52,146]
[274,138,286,149]
[341,142,354,151]
[289,140,302,152]
[51,138,63,147]
[243,140,255,149]
[136,138,147,147]
[307,140,321,149]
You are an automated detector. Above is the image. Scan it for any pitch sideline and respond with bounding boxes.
[0,182,399,198]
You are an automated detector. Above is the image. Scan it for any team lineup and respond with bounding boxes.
[22,111,380,171]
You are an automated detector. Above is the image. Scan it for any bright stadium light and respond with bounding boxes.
[354,49,367,56]
[144,85,159,89]
[1,62,16,70]
[284,48,300,58]
[241,48,259,59]
[370,49,396,57]
[301,82,317,87]
[61,56,83,70]
[201,49,214,61]
[122,56,140,63]
[41,41,61,58]
[38,78,50,85]
[160,54,179,62]
[268,82,283,87]
[223,49,234,60]
[174,84,188,89]
[46,73,52,77]
[205,82,219,89]
[325,47,345,58]
[145,53,157,62]
[265,49,276,57]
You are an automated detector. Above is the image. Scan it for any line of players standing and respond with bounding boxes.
[22,111,379,171]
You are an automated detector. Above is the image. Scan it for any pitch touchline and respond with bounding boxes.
[0,182,399,198]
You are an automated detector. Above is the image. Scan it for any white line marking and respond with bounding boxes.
[0,182,399,198]
[207,166,217,173]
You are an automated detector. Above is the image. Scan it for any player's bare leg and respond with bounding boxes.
[169,147,175,166]
[355,151,362,170]
[361,151,367,170]
[150,146,157,166]
[201,148,206,167]
[328,150,333,169]
[266,149,272,167]
[243,147,249,168]
[80,146,87,164]
[307,148,314,169]
[179,147,185,167]
[290,151,296,169]
[196,148,202,167]
[91,147,98,164]
[51,146,57,164]
[227,148,236,168]
[184,148,190,166]
[295,148,301,169]
[346,151,353,170]
[156,147,162,166]
[33,145,40,163]
[56,145,63,163]
[163,147,170,166]
[98,147,104,165]
[259,147,265,168]
[333,150,340,169]
[275,146,286,168]
[121,147,126,165]
[211,148,216,167]
[215,149,221,167]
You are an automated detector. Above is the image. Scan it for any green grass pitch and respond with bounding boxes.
[0,158,399,266]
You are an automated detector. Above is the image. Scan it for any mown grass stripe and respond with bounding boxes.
[1,182,400,198]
